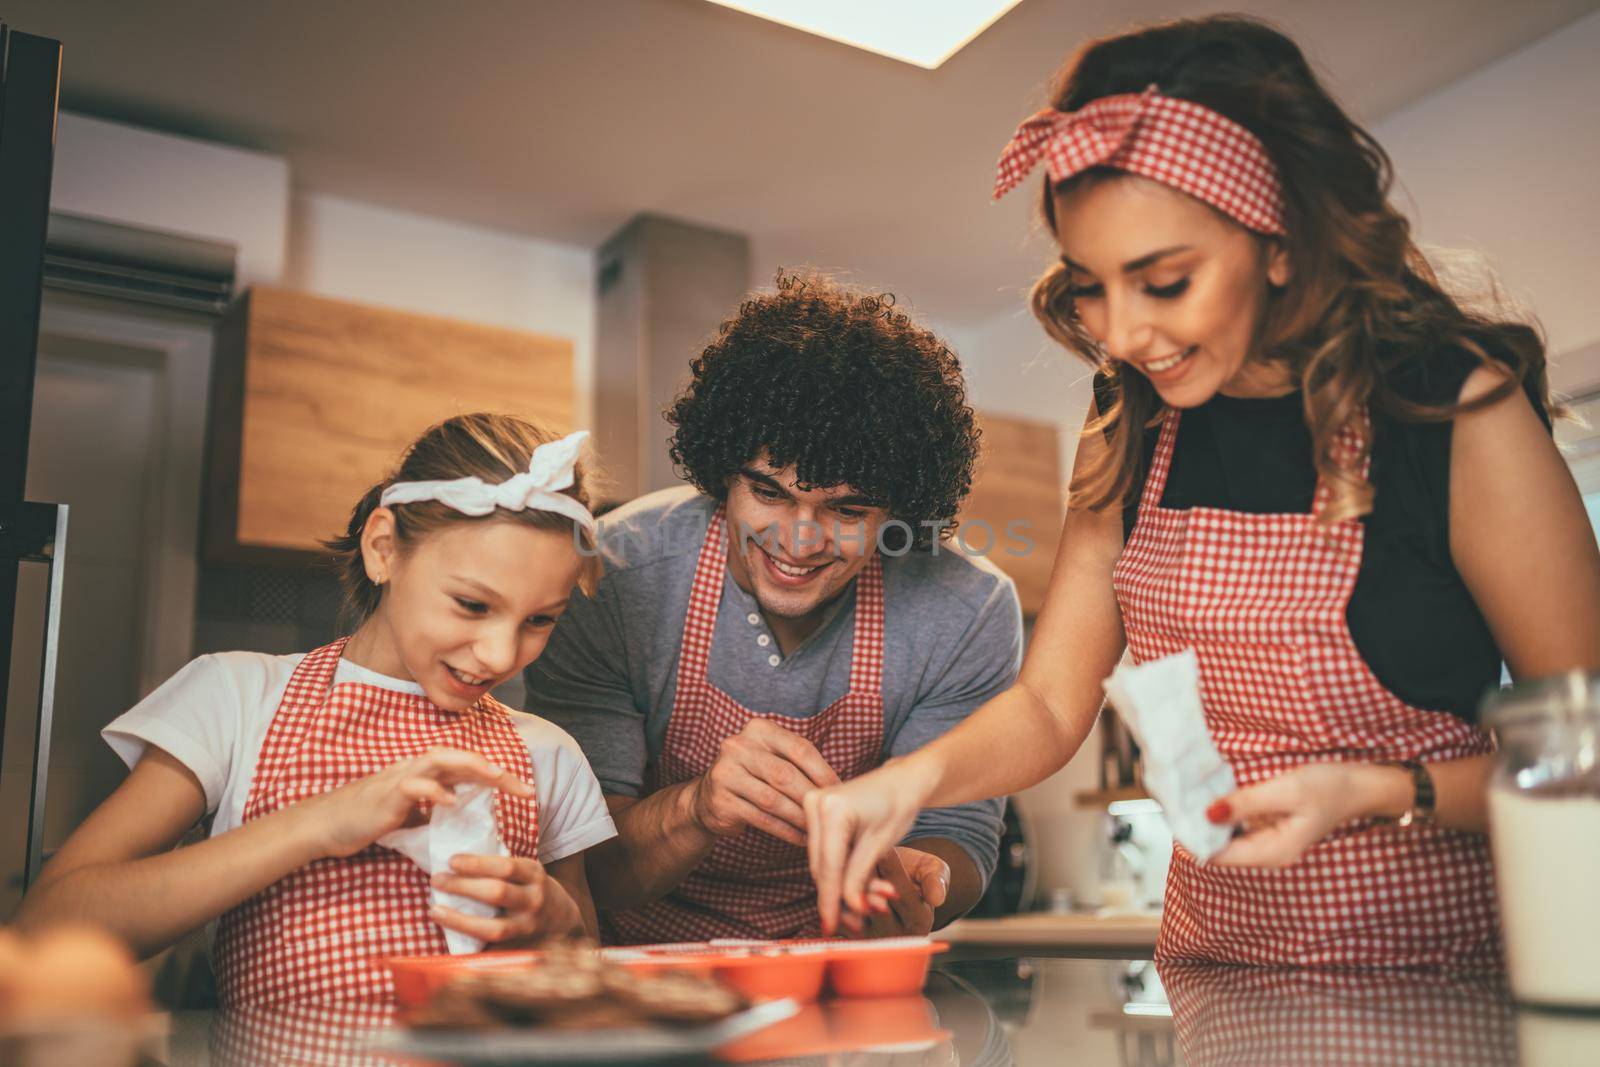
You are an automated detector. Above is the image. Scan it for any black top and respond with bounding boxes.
[1105,347,1547,723]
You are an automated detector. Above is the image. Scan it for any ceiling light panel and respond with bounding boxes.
[706,0,1023,69]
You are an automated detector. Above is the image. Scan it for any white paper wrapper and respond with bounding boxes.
[1102,649,1236,862]
[378,782,507,954]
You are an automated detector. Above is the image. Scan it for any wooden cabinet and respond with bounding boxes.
[960,412,1065,616]
[204,285,574,562]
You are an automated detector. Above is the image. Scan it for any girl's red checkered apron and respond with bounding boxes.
[212,638,539,1004]
[207,1000,397,1066]
[603,509,885,944]
[1114,411,1501,968]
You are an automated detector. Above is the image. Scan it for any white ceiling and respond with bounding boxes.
[12,0,1599,326]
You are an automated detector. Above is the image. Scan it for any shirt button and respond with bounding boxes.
[746,613,760,626]
[767,654,781,667]
[757,634,771,648]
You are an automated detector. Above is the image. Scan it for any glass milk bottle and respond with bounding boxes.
[1483,672,1600,1010]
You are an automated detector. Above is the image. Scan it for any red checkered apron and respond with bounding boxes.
[207,1000,397,1066]
[603,509,885,944]
[1158,960,1517,1065]
[212,638,539,1004]
[1115,410,1501,968]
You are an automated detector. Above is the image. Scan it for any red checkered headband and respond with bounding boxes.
[993,84,1287,235]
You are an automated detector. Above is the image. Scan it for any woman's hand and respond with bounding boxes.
[804,759,933,935]
[430,854,583,946]
[838,847,950,939]
[294,747,535,860]
[1206,762,1411,868]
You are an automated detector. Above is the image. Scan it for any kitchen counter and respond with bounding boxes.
[937,911,1162,958]
[151,952,1599,1065]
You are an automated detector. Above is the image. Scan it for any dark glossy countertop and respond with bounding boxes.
[155,954,1600,1066]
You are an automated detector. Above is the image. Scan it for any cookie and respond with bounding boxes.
[602,968,747,1025]
[407,982,507,1030]
[413,940,745,1032]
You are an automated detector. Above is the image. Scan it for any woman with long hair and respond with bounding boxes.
[805,14,1600,967]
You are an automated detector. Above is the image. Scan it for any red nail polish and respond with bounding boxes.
[1206,800,1232,824]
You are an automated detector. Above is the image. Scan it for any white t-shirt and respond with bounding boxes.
[103,651,617,865]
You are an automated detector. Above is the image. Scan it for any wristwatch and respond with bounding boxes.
[1378,760,1436,827]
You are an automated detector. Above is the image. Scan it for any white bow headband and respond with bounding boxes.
[379,430,597,534]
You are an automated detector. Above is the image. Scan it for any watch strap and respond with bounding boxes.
[1378,759,1435,827]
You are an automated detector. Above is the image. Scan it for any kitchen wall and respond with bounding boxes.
[1377,6,1600,387]
[52,112,290,286]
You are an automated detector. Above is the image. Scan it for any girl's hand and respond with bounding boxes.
[295,747,535,860]
[430,854,583,947]
[804,760,932,935]
[1207,762,1400,868]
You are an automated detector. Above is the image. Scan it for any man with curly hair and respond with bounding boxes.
[525,272,1023,943]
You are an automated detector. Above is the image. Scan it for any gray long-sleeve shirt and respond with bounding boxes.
[523,487,1023,885]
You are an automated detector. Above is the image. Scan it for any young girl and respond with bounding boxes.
[17,413,617,1004]
[806,15,1600,967]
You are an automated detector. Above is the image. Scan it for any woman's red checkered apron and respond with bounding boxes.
[212,638,539,1004]
[1114,411,1501,968]
[603,509,885,944]
[1158,959,1517,1065]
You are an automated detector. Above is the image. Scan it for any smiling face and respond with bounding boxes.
[722,455,890,626]
[349,511,582,712]
[1051,174,1294,406]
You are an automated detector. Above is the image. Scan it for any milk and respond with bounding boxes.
[1489,785,1600,1008]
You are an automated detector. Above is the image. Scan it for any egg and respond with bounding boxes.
[4,924,149,1026]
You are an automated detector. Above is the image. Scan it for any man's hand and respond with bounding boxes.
[690,719,841,845]
[839,846,950,938]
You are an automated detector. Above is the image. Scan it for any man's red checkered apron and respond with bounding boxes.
[1114,411,1501,968]
[603,509,885,944]
[212,637,539,1004]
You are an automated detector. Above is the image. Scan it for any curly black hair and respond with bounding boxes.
[666,270,980,551]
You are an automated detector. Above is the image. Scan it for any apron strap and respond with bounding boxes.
[846,554,885,696]
[1140,410,1181,512]
[673,509,731,688]
[1311,410,1374,518]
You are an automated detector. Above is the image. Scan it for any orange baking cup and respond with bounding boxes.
[717,994,947,1062]
[383,937,951,1010]
[383,950,543,1008]
[615,937,950,1001]
[616,946,831,1003]
[818,939,951,998]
